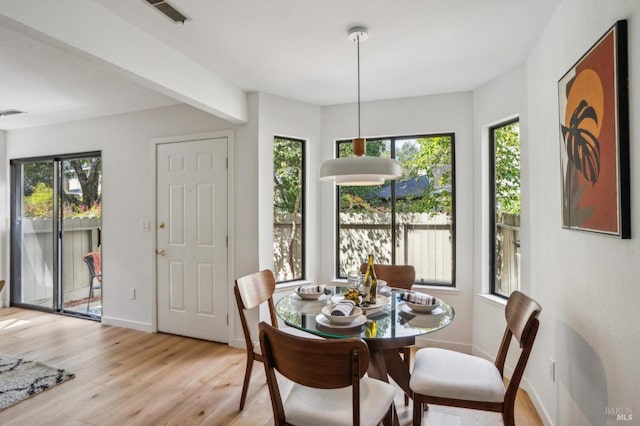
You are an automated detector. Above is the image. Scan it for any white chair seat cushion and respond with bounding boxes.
[253,326,323,355]
[283,376,395,426]
[410,347,505,403]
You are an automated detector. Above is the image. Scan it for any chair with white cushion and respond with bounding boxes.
[234,270,318,411]
[259,321,396,426]
[410,290,542,426]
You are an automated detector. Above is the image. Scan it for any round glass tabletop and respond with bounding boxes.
[275,285,455,341]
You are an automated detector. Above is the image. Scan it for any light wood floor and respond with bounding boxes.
[0,308,542,425]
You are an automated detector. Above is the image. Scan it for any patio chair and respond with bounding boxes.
[410,290,542,426]
[259,321,396,426]
[82,252,102,313]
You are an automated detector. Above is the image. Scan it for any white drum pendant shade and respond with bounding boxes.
[319,156,402,186]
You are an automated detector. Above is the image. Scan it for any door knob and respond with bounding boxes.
[156,249,166,256]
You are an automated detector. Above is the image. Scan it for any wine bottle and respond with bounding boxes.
[363,254,378,304]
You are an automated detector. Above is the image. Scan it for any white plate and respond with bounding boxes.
[398,301,443,315]
[330,294,389,314]
[315,313,367,329]
[291,292,330,302]
[321,305,363,324]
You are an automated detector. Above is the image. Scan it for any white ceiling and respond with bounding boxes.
[0,0,561,130]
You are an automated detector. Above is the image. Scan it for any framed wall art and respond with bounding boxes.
[558,20,630,238]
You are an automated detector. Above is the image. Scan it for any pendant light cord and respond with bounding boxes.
[357,34,361,138]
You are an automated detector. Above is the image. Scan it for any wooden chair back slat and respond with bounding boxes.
[359,263,416,290]
[505,290,542,347]
[260,321,369,388]
[259,322,370,425]
[235,270,276,310]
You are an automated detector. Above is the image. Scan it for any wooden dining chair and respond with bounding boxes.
[359,263,416,290]
[410,290,542,426]
[361,262,416,404]
[259,321,396,426]
[234,269,318,411]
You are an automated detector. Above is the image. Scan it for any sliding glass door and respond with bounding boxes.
[10,153,102,319]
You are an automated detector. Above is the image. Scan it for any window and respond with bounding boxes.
[273,136,305,282]
[490,119,521,297]
[336,134,455,285]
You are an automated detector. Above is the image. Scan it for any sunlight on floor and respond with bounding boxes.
[0,318,31,330]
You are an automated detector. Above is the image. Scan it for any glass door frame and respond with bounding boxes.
[10,151,101,319]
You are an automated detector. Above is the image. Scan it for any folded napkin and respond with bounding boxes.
[331,300,356,316]
[401,291,437,306]
[297,284,326,294]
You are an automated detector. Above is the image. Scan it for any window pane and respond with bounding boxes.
[273,137,305,282]
[396,136,453,284]
[492,121,521,297]
[335,135,455,285]
[19,162,55,307]
[337,140,392,277]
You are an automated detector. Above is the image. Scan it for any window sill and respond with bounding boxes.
[275,280,313,291]
[477,293,507,308]
[412,284,460,295]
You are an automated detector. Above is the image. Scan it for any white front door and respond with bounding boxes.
[156,138,228,342]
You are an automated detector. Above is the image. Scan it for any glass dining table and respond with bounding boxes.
[275,284,455,404]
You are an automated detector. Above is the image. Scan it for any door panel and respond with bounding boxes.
[157,138,228,342]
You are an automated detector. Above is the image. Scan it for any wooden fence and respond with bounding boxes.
[20,217,100,305]
[495,213,520,296]
[274,213,454,284]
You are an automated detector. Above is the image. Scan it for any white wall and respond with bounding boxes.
[320,93,475,351]
[527,1,640,424]
[230,92,322,348]
[474,1,640,424]
[256,93,322,277]
[471,64,528,361]
[5,104,235,330]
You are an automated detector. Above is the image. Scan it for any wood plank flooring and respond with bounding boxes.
[0,308,542,425]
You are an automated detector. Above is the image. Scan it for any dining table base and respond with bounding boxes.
[366,338,416,426]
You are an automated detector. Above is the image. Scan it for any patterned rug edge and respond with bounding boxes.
[0,353,75,411]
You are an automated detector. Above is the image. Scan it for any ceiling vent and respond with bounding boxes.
[145,0,189,24]
[0,109,25,117]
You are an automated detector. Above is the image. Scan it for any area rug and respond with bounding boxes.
[0,353,75,410]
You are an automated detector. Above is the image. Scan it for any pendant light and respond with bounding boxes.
[320,27,402,186]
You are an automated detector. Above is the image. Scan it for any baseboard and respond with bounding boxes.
[520,378,554,425]
[101,316,155,332]
[415,336,472,353]
[229,337,246,349]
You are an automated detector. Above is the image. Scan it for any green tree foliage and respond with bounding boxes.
[23,182,54,218]
[23,162,53,196]
[338,139,389,212]
[273,138,302,214]
[64,158,102,210]
[273,138,303,280]
[398,136,453,216]
[494,123,520,216]
[21,158,102,219]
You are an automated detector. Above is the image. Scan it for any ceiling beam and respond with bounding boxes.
[0,0,247,123]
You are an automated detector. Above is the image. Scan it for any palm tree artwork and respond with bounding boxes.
[557,21,629,237]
